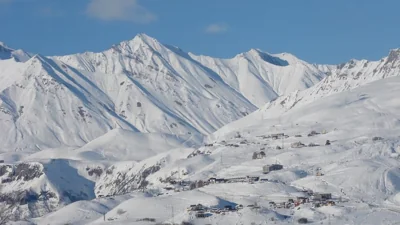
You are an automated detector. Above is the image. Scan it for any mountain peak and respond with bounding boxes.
[134,33,156,42]
[112,33,164,54]
[239,48,289,66]
[0,41,12,51]
[386,48,400,64]
[247,48,262,54]
[130,33,161,47]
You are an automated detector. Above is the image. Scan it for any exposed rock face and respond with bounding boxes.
[95,162,161,197]
[87,166,103,177]
[386,49,400,65]
[0,161,95,222]
[0,163,44,183]
[14,163,44,181]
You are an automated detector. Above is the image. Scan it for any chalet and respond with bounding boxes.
[312,202,321,208]
[296,197,310,204]
[179,180,191,186]
[269,201,276,207]
[325,200,335,206]
[195,212,207,218]
[224,205,234,211]
[252,151,266,159]
[208,177,217,183]
[209,207,220,213]
[259,151,266,158]
[308,131,320,137]
[313,193,332,201]
[215,178,226,183]
[188,204,206,212]
[291,142,305,148]
[187,204,196,211]
[308,143,320,147]
[275,202,285,208]
[271,133,285,140]
[246,176,260,182]
[372,136,384,141]
[263,164,283,174]
[235,204,244,210]
[316,171,324,176]
[226,177,247,183]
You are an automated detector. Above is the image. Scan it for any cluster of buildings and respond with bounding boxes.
[262,164,283,174]
[257,133,288,140]
[291,141,326,148]
[208,175,260,184]
[252,151,266,159]
[270,192,335,210]
[187,203,243,218]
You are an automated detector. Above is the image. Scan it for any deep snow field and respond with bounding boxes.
[4,73,400,225]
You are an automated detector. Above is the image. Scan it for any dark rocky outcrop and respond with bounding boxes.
[96,163,161,196]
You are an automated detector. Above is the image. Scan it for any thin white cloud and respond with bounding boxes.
[205,23,228,34]
[86,0,156,23]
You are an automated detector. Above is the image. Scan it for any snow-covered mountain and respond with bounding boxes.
[191,50,326,107]
[255,49,400,120]
[2,34,400,224]
[0,34,327,153]
[16,73,400,225]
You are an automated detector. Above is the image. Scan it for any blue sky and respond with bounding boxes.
[0,0,399,64]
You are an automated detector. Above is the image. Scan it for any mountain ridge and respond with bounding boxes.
[1,34,400,224]
[0,33,399,153]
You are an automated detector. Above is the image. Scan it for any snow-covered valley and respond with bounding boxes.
[0,35,400,225]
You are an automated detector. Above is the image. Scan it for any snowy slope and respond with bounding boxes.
[20,75,400,225]
[0,34,329,153]
[2,34,400,224]
[255,49,400,119]
[191,50,326,107]
[56,34,326,108]
[0,55,142,152]
[54,34,257,135]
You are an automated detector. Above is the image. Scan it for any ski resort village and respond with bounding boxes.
[1,20,400,224]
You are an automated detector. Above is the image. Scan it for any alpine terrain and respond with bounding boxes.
[0,34,400,225]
